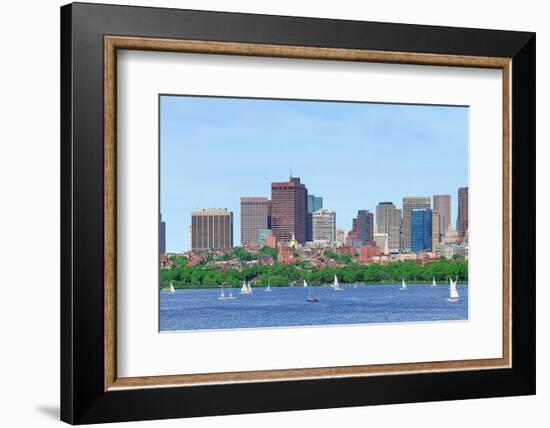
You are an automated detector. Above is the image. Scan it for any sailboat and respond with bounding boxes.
[431,277,437,287]
[400,278,408,291]
[305,279,319,303]
[333,275,343,291]
[226,284,236,300]
[218,283,236,300]
[265,281,272,292]
[353,282,359,289]
[240,279,252,295]
[448,278,460,302]
[169,281,175,294]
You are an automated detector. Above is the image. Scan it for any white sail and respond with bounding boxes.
[240,279,252,294]
[303,279,308,287]
[169,282,175,293]
[432,277,437,287]
[219,283,236,300]
[400,278,407,290]
[450,278,459,299]
[333,275,343,291]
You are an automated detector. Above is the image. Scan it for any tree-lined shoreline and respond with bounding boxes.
[160,253,468,289]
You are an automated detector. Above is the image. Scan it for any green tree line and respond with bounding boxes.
[160,257,468,289]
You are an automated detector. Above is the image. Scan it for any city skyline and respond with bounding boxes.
[160,95,468,252]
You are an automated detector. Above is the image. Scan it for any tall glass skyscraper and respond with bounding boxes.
[411,209,432,252]
[357,210,374,245]
[402,197,431,251]
[306,194,323,242]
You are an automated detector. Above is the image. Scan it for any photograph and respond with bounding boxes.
[53,2,536,424]
[159,95,469,332]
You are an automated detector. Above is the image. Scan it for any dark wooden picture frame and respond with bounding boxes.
[61,2,535,424]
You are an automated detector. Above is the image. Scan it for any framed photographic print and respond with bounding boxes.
[61,2,535,424]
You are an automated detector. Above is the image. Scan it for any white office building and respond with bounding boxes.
[312,209,336,243]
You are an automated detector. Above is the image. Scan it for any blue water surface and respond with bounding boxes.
[160,283,468,332]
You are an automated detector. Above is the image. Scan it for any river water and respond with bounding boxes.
[160,283,468,332]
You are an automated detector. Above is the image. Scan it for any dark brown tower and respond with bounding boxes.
[457,187,469,242]
[271,176,308,244]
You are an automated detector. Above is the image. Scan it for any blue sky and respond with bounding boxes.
[160,95,468,253]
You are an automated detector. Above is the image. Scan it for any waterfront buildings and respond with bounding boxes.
[256,228,273,246]
[312,208,336,242]
[431,209,441,252]
[442,242,468,260]
[359,244,381,264]
[178,172,467,261]
[265,233,277,248]
[271,176,308,244]
[443,246,455,260]
[159,214,166,254]
[376,202,402,253]
[336,228,345,247]
[444,228,459,245]
[306,194,323,242]
[411,209,432,252]
[457,187,469,242]
[376,202,393,235]
[191,208,233,250]
[356,210,374,245]
[374,232,389,255]
[433,194,451,238]
[240,197,270,245]
[402,197,431,251]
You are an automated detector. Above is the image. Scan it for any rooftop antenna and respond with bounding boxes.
[289,163,293,180]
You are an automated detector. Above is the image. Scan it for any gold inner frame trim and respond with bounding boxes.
[104,35,512,391]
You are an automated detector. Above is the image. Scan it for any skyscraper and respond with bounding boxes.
[312,208,336,242]
[376,202,394,235]
[411,209,432,252]
[433,194,451,236]
[376,202,401,253]
[431,209,441,251]
[457,187,469,242]
[240,197,270,245]
[191,208,233,250]
[402,197,431,251]
[356,210,374,245]
[271,176,308,244]
[306,194,323,242]
[159,214,166,254]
